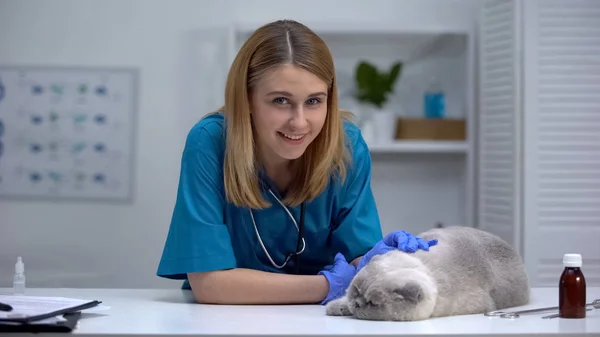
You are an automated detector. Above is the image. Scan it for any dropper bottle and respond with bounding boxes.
[13,256,25,295]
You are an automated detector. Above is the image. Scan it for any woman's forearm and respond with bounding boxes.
[187,268,330,304]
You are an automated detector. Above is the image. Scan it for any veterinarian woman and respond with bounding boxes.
[156,19,438,305]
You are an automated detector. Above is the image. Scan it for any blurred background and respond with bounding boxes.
[0,0,598,289]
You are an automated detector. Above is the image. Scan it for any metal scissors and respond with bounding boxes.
[484,298,600,319]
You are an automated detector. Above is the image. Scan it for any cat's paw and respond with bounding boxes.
[325,297,353,316]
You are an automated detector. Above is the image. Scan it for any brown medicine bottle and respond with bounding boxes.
[559,253,586,319]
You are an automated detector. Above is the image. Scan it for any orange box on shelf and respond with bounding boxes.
[394,118,466,141]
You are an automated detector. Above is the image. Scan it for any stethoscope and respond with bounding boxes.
[248,189,306,274]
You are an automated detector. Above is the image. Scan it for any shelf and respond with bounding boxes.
[233,21,472,35]
[367,140,468,154]
[233,22,468,60]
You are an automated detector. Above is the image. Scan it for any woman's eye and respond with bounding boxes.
[273,97,288,104]
[306,98,321,105]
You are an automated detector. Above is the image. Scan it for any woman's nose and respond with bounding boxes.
[289,106,308,129]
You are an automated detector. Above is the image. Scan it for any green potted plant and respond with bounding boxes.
[353,60,403,144]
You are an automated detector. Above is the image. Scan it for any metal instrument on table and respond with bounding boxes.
[484,298,600,319]
[541,308,593,319]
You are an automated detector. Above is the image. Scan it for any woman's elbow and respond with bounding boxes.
[193,292,222,304]
[187,270,231,304]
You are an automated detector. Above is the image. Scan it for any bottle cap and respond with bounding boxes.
[15,256,24,273]
[563,253,582,268]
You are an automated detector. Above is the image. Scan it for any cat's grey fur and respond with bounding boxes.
[325,226,530,321]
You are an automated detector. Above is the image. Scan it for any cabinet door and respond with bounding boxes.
[179,26,235,133]
[523,0,600,286]
[478,0,523,252]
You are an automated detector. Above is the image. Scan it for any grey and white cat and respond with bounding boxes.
[325,226,530,321]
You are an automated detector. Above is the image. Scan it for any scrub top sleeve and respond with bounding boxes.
[331,134,384,262]
[157,126,236,280]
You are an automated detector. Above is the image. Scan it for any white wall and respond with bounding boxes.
[0,0,479,288]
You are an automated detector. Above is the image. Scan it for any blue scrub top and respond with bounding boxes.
[156,113,383,288]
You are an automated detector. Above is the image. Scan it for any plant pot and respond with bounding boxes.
[372,110,397,144]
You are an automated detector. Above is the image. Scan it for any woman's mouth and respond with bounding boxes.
[278,131,306,144]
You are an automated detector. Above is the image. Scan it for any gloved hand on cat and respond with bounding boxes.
[318,252,357,305]
[356,230,438,271]
[318,231,438,305]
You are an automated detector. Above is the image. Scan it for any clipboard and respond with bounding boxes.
[0,299,101,324]
[0,312,81,333]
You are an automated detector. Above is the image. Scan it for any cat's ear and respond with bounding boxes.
[365,287,386,305]
[393,283,423,303]
[348,275,367,298]
[347,282,361,298]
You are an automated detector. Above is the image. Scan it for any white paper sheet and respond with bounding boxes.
[0,295,108,320]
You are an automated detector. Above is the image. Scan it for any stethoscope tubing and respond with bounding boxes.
[249,189,306,270]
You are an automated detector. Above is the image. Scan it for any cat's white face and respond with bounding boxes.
[345,251,438,321]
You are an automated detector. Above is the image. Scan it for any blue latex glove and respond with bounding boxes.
[356,230,438,271]
[318,252,357,305]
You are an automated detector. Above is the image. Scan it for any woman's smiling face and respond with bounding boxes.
[250,64,328,168]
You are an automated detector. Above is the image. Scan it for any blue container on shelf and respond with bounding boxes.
[424,77,445,118]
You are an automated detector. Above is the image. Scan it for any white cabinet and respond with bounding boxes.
[479,0,600,286]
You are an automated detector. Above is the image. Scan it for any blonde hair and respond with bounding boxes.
[217,19,352,209]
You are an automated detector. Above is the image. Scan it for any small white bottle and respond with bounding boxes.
[13,256,25,295]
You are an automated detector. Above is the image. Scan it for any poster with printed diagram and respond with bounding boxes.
[0,66,138,202]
